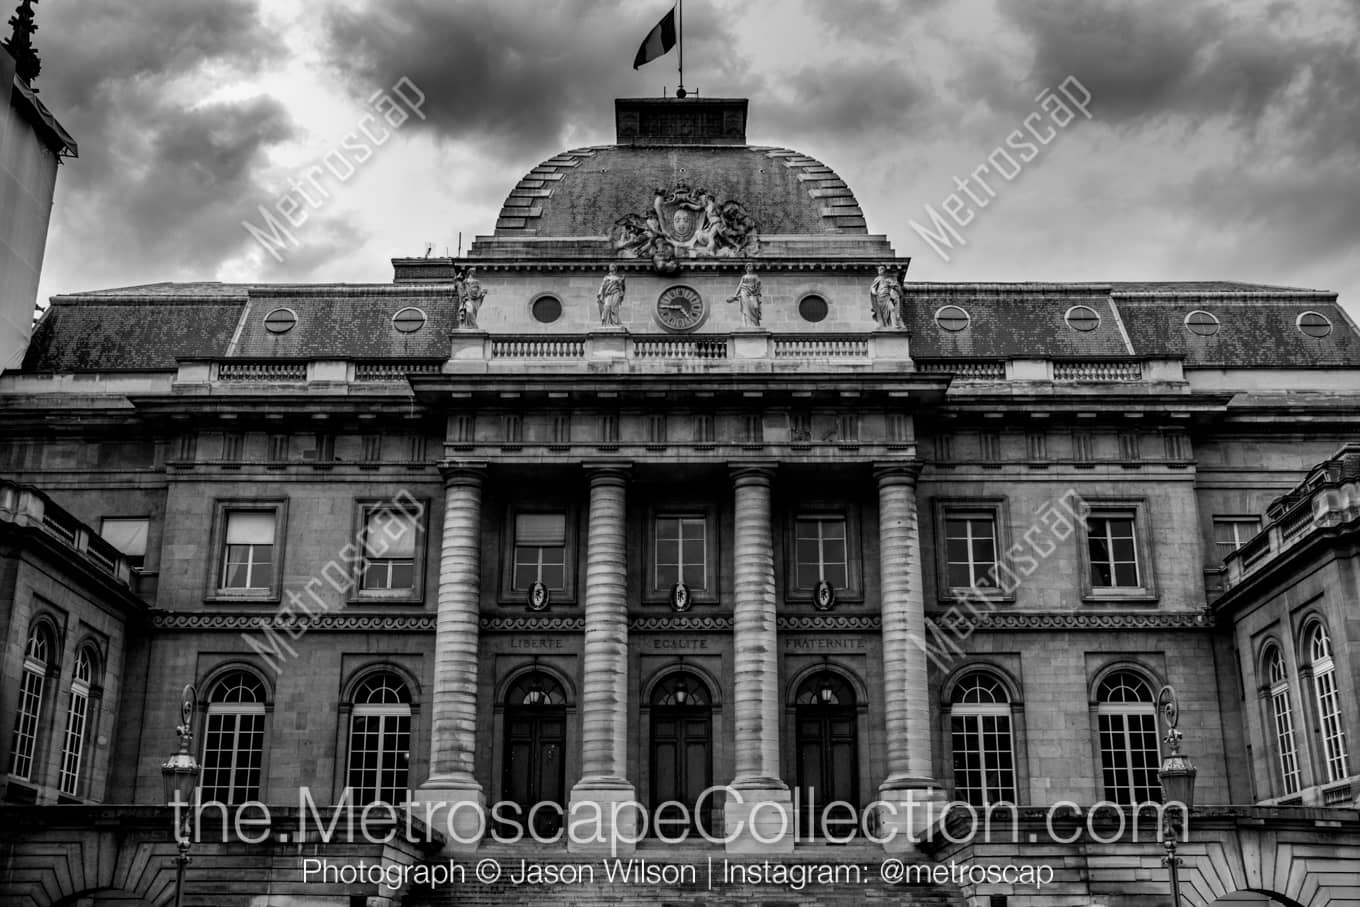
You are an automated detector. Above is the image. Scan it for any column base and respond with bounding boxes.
[874,783,946,854]
[724,785,795,854]
[566,780,640,855]
[411,782,486,854]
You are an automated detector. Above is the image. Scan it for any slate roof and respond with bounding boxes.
[22,297,246,371]
[489,145,869,239]
[903,285,1132,359]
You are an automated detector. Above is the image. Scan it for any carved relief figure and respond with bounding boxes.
[459,267,486,328]
[728,263,763,327]
[869,265,905,329]
[612,181,760,269]
[597,264,625,326]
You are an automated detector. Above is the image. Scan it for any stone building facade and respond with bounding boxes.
[1,96,1360,906]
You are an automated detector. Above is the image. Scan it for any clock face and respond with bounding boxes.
[655,286,707,333]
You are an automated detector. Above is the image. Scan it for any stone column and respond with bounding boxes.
[567,464,638,854]
[725,464,794,853]
[874,463,945,852]
[412,463,486,852]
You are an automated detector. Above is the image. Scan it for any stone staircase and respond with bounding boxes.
[400,841,967,906]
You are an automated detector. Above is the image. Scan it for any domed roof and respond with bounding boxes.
[470,97,892,261]
[493,144,868,238]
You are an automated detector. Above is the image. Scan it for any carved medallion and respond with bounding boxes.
[527,581,551,612]
[670,582,692,613]
[813,580,837,612]
[655,286,707,333]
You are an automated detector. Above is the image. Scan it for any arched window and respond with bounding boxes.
[347,672,412,806]
[201,670,267,805]
[58,647,98,796]
[1095,670,1161,805]
[1263,644,1301,796]
[8,623,53,780]
[949,672,1017,806]
[1307,623,1349,783]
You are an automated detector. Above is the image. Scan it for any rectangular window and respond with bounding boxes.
[950,710,1016,806]
[1087,514,1140,588]
[655,516,707,591]
[201,709,265,805]
[8,667,45,780]
[1213,517,1261,559]
[945,514,997,590]
[348,710,410,806]
[1098,710,1162,805]
[220,511,276,590]
[362,509,418,591]
[794,517,848,589]
[58,687,90,796]
[1270,686,1301,795]
[512,513,567,591]
[100,517,149,571]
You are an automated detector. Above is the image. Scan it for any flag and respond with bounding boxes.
[633,5,678,69]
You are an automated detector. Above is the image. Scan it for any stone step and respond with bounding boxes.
[399,847,967,907]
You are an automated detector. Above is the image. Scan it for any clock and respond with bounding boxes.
[655,285,707,333]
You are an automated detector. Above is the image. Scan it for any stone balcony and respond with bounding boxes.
[0,479,136,588]
[1221,442,1360,591]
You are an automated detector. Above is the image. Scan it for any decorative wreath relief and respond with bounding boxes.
[813,579,837,612]
[527,581,551,612]
[670,581,692,613]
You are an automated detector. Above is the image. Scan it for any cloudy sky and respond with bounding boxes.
[27,0,1360,314]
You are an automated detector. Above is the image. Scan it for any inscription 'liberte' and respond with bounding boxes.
[510,638,564,649]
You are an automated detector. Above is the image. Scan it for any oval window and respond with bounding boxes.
[392,307,427,333]
[532,295,564,324]
[1065,305,1101,332]
[1184,310,1220,336]
[263,308,297,334]
[798,295,829,323]
[1297,311,1332,338]
[935,305,970,332]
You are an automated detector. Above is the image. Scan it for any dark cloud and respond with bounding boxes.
[320,0,756,161]
[33,0,296,293]
[1001,0,1360,151]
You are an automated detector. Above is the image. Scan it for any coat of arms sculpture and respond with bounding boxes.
[613,182,759,273]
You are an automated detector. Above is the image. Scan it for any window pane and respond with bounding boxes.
[656,518,680,541]
[226,511,276,545]
[516,513,565,545]
[823,563,848,588]
[100,518,148,556]
[682,538,705,568]
[796,562,820,589]
[656,563,678,588]
[389,562,415,590]
[366,511,417,559]
[947,562,974,589]
[539,564,565,591]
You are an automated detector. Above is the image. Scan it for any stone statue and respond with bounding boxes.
[597,264,625,326]
[728,263,763,327]
[459,267,486,328]
[869,265,905,329]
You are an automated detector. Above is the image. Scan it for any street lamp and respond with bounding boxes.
[160,683,200,907]
[1156,684,1197,907]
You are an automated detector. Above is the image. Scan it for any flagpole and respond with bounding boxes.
[677,0,685,96]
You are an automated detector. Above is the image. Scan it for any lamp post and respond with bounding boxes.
[1156,684,1197,907]
[160,683,200,907]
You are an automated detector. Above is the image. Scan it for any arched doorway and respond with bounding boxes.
[501,671,568,838]
[649,670,714,834]
[794,670,859,838]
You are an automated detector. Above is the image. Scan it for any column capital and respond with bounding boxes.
[582,461,632,485]
[873,461,924,486]
[438,460,488,486]
[729,461,778,485]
